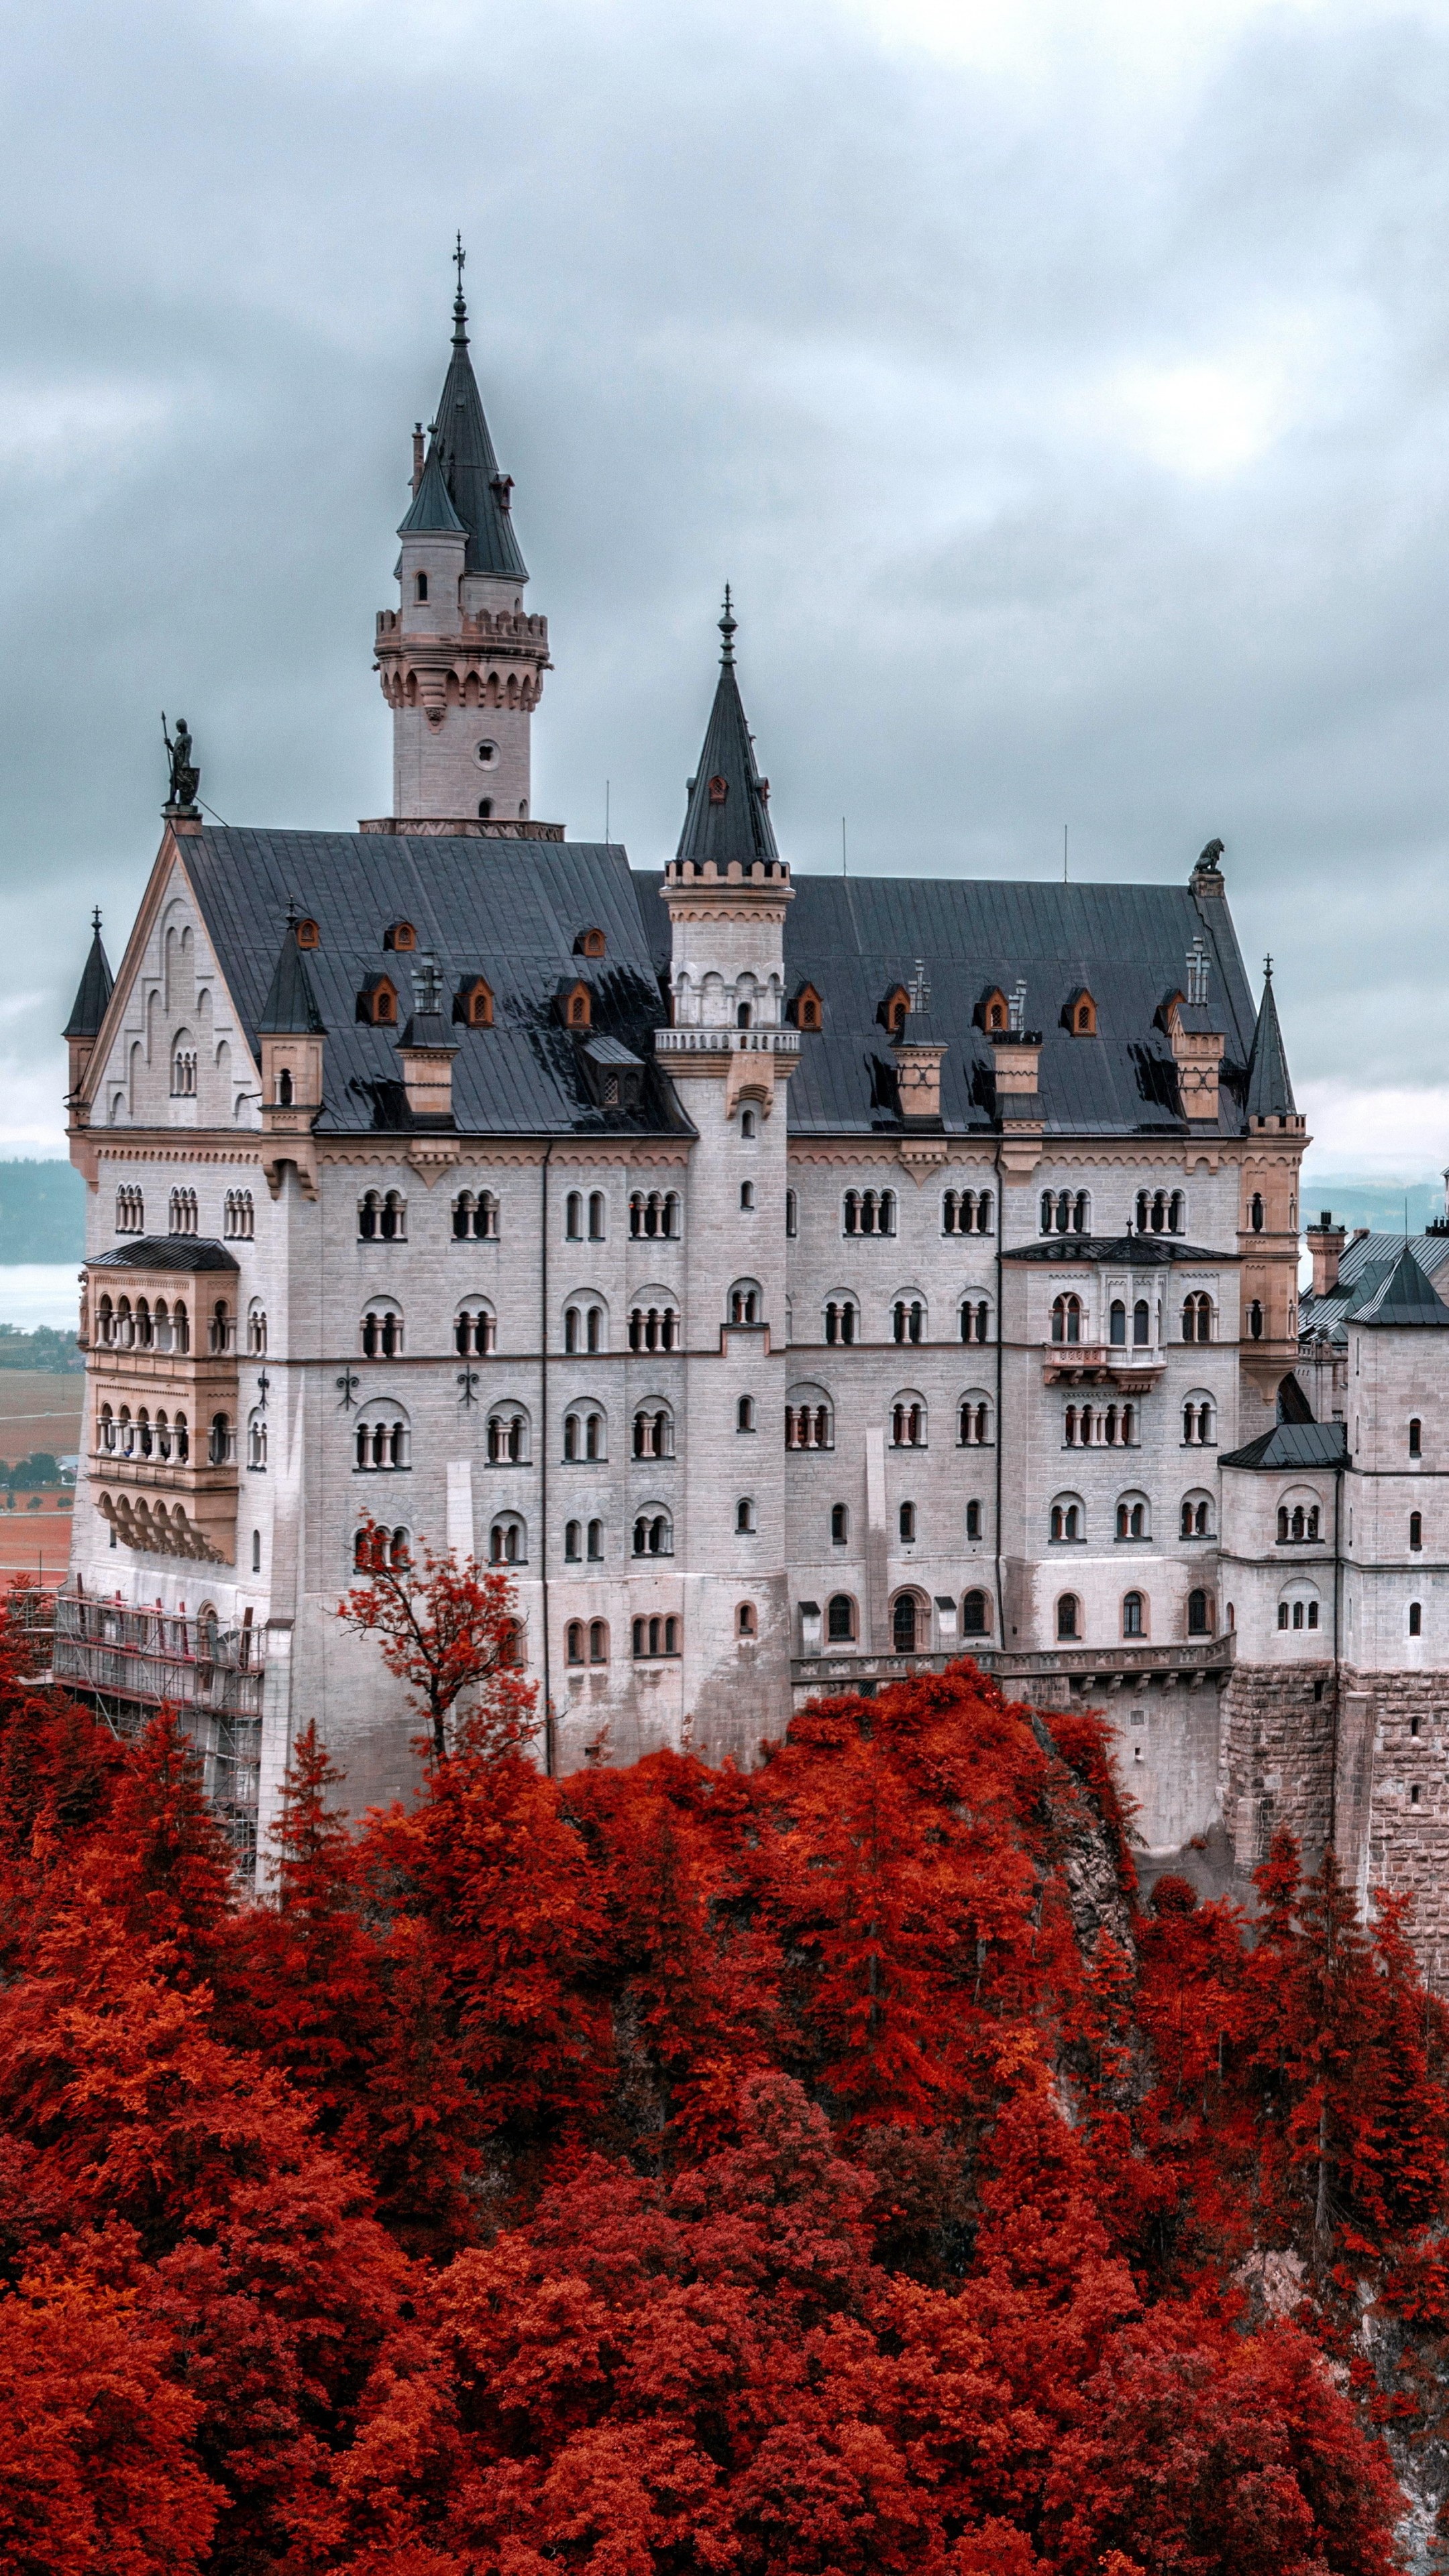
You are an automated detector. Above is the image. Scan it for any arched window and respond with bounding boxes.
[587,1519,603,1562]
[1411,1511,1423,1552]
[358,1189,407,1243]
[171,1040,197,1097]
[1056,1594,1080,1640]
[565,1520,582,1563]
[565,1619,586,1664]
[354,1404,410,1470]
[1181,1392,1216,1446]
[890,1395,926,1448]
[633,1404,674,1460]
[736,1395,755,1432]
[1187,1589,1213,1637]
[588,1191,606,1241]
[247,1411,268,1470]
[415,570,428,601]
[207,1299,233,1356]
[729,1280,761,1326]
[957,1392,992,1446]
[740,1181,755,1212]
[1249,1192,1265,1232]
[489,1513,527,1565]
[1122,1591,1144,1638]
[627,1301,678,1352]
[786,1389,834,1450]
[892,1296,924,1344]
[208,1412,235,1467]
[562,1405,606,1463]
[632,1509,674,1558]
[1115,1493,1150,1541]
[735,1498,757,1534]
[1181,1293,1213,1343]
[843,1189,896,1238]
[1051,1294,1082,1346]
[168,1187,197,1236]
[360,1299,404,1360]
[1169,1191,1185,1232]
[898,1501,916,1543]
[629,1190,681,1240]
[486,1404,529,1465]
[632,1615,681,1660]
[451,1189,499,1241]
[1109,1300,1126,1346]
[824,1297,858,1346]
[564,1303,606,1355]
[965,1499,982,1540]
[353,1523,410,1574]
[959,1297,991,1344]
[589,1619,608,1663]
[1050,1495,1083,1543]
[454,1299,496,1357]
[115,1185,144,1234]
[1180,1493,1214,1539]
[1132,1299,1150,1346]
[826,1593,856,1642]
[565,1191,583,1240]
[223,1189,254,1240]
[1246,1300,1264,1341]
[246,1299,267,1357]
[1410,1417,1423,1459]
[1410,1601,1423,1637]
[892,1593,924,1652]
[962,1588,991,1636]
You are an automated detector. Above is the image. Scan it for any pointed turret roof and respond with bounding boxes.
[676,594,780,869]
[1244,961,1295,1118]
[1350,1241,1449,1328]
[63,910,113,1041]
[397,439,465,539]
[258,918,327,1036]
[422,274,528,582]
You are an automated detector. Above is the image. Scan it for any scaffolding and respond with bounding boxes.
[38,1588,265,1878]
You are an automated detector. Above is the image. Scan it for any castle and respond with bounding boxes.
[55,278,1449,1973]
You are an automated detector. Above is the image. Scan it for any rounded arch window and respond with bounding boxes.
[453,1188,499,1241]
[1049,1493,1084,1544]
[1179,1490,1215,1540]
[1181,1292,1214,1342]
[890,1393,926,1448]
[486,1403,529,1466]
[1051,1293,1083,1345]
[354,1402,410,1471]
[566,1299,608,1356]
[455,1298,496,1357]
[1181,1389,1216,1446]
[891,1591,927,1653]
[1056,1593,1081,1641]
[633,1401,674,1460]
[628,1294,678,1353]
[736,1602,757,1638]
[1187,1587,1214,1636]
[1122,1590,1145,1638]
[632,1507,674,1558]
[1115,1490,1150,1542]
[826,1593,856,1642]
[360,1297,404,1360]
[728,1279,762,1326]
[961,1587,991,1637]
[562,1403,607,1463]
[957,1389,992,1447]
[489,1512,527,1565]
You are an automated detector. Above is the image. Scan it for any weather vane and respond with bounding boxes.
[454,231,466,298]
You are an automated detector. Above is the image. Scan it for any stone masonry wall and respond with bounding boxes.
[1220,1660,1338,1876]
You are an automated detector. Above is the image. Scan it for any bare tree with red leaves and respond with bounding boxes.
[336,1517,537,1761]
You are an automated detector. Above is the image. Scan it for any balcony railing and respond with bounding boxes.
[1042,1341,1167,1388]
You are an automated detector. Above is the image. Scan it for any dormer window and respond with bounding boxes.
[455,977,494,1029]
[708,775,729,804]
[1063,988,1097,1036]
[575,928,606,960]
[557,980,592,1030]
[295,917,320,951]
[877,985,910,1037]
[358,975,398,1027]
[980,987,1009,1034]
[415,572,428,601]
[385,922,417,953]
[790,983,824,1032]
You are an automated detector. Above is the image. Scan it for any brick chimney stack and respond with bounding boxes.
[1305,1209,1346,1297]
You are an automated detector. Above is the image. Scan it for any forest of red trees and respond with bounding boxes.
[0,1556,1445,2574]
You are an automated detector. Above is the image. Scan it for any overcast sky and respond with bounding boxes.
[3,0,1449,1183]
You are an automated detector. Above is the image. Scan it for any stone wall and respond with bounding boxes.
[1220,1659,1337,1874]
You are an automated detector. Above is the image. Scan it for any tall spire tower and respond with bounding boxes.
[370,244,552,835]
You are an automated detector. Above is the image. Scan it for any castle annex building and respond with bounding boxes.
[58,282,1449,1967]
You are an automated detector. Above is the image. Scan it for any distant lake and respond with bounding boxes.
[0,1265,82,1331]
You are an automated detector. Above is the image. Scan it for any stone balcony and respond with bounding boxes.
[1041,1340,1167,1391]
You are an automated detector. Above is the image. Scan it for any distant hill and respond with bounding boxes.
[0,1162,85,1263]
[1301,1177,1446,1237]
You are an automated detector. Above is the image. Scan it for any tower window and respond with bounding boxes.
[415,572,428,601]
[1411,1417,1423,1459]
[830,1503,848,1545]
[1411,1601,1424,1637]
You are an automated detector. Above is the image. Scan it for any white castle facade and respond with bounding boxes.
[56,283,1449,1970]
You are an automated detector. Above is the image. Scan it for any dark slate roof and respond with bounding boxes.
[1004,1235,1230,1266]
[174,828,687,1141]
[1352,1241,1449,1328]
[397,441,465,539]
[89,1236,239,1273]
[636,869,1263,1137]
[258,922,327,1036]
[1244,966,1295,1119]
[1301,1229,1449,1344]
[64,916,113,1041]
[1220,1421,1348,1470]
[676,602,780,869]
[425,291,527,582]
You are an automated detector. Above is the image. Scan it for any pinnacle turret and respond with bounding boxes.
[64,908,113,1042]
[1244,959,1295,1122]
[676,593,780,871]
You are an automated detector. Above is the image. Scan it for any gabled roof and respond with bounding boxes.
[1301,1227,1449,1345]
[675,596,780,870]
[1220,1421,1348,1470]
[63,912,113,1041]
[1244,964,1295,1118]
[89,1236,239,1273]
[1350,1241,1449,1328]
[397,441,465,539]
[424,287,527,582]
[258,919,327,1036]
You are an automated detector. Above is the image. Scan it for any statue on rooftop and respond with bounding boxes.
[162,714,201,816]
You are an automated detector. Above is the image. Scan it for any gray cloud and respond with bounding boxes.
[3,0,1449,1169]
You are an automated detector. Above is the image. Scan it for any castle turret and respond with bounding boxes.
[370,254,552,835]
[1238,960,1309,1409]
[63,909,113,1122]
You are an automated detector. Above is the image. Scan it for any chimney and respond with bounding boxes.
[1305,1210,1346,1297]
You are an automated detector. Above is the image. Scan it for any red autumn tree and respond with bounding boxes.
[337,1520,537,1760]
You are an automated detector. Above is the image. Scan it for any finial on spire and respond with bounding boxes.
[719,584,736,665]
[91,906,101,935]
[1264,954,1274,980]
[452,231,468,341]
